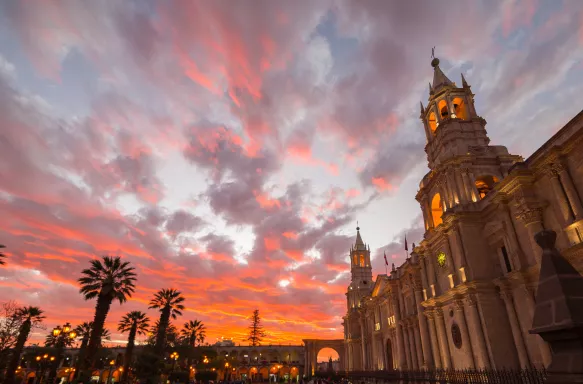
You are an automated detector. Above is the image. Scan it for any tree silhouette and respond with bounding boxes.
[149,288,185,356]
[247,309,266,346]
[118,311,150,384]
[78,256,136,372]
[4,306,45,384]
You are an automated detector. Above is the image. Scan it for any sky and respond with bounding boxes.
[1,0,583,349]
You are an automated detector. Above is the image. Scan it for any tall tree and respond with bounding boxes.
[180,320,206,367]
[148,288,185,355]
[118,311,150,384]
[4,306,45,384]
[0,244,6,265]
[180,320,206,348]
[78,256,136,372]
[0,301,22,359]
[247,309,266,347]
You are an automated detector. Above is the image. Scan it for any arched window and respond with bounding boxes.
[452,97,468,120]
[431,193,444,226]
[359,255,365,267]
[428,112,437,133]
[438,99,449,119]
[474,175,500,199]
[353,254,358,265]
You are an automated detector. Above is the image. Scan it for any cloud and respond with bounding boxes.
[1,0,582,346]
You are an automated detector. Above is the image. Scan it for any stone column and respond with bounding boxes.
[454,299,475,368]
[392,295,407,369]
[434,308,452,369]
[446,172,459,206]
[464,294,491,368]
[546,166,572,223]
[359,318,367,370]
[407,324,418,369]
[461,170,473,202]
[557,164,583,220]
[467,171,481,201]
[500,289,530,368]
[413,326,423,369]
[455,169,469,203]
[425,311,443,369]
[415,290,433,368]
[423,198,434,229]
[517,207,545,264]
[403,326,412,369]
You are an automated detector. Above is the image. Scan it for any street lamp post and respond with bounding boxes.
[107,359,115,384]
[170,352,179,373]
[48,323,77,384]
[36,354,56,384]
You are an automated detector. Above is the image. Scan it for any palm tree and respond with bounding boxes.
[118,311,149,384]
[4,306,45,384]
[149,288,185,355]
[180,320,206,366]
[181,320,206,347]
[0,244,6,265]
[78,256,136,371]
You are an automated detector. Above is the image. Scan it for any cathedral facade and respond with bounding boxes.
[342,57,583,371]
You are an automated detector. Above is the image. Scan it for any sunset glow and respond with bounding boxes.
[1,1,582,347]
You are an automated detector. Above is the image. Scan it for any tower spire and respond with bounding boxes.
[461,73,470,88]
[419,101,425,117]
[431,56,453,92]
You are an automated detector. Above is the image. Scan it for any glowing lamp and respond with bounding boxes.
[43,354,48,359]
[63,323,71,333]
[69,331,77,339]
[36,357,41,361]
[109,360,115,366]
[50,357,55,361]
[52,327,62,337]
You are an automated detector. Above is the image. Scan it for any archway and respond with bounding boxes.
[428,112,437,133]
[438,99,449,119]
[316,348,339,373]
[474,175,499,199]
[386,339,394,370]
[452,97,468,120]
[303,339,345,377]
[431,193,444,227]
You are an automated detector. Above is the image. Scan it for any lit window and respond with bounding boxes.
[375,323,380,331]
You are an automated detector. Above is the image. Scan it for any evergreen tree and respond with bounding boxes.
[246,309,266,346]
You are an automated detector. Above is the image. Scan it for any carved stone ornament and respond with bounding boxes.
[543,162,564,178]
[465,293,477,307]
[454,299,465,311]
[516,207,543,225]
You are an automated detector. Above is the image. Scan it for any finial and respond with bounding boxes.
[356,221,360,231]
[461,73,469,88]
[431,47,439,68]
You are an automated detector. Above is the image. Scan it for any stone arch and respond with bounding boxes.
[474,175,499,199]
[303,339,345,378]
[438,99,449,119]
[452,97,468,120]
[431,193,444,227]
[428,111,437,133]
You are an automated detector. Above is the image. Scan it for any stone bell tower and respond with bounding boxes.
[417,56,523,230]
[346,226,373,311]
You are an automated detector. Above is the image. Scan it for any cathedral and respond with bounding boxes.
[342,56,583,371]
